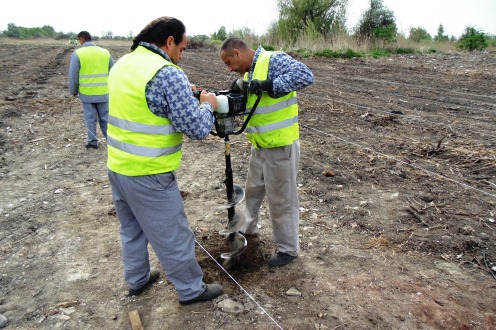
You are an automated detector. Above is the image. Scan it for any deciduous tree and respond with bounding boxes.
[354,0,397,45]
[409,27,432,43]
[434,24,449,42]
[276,0,347,43]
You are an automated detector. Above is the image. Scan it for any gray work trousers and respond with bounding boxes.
[108,170,205,301]
[82,101,108,146]
[239,140,300,256]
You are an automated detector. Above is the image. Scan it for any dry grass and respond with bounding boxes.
[366,236,389,249]
[257,32,461,54]
[2,35,491,54]
[0,37,66,46]
[0,37,131,48]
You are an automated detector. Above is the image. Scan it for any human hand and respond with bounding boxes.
[249,79,273,94]
[200,91,218,112]
[230,78,247,94]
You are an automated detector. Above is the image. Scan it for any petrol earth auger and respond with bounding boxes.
[203,81,262,269]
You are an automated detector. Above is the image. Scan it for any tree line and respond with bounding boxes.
[2,0,495,52]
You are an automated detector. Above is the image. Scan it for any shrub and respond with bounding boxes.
[314,49,334,58]
[313,48,363,59]
[391,47,416,54]
[187,38,207,50]
[293,48,313,58]
[457,27,488,51]
[409,27,432,43]
[486,34,496,47]
[370,48,391,58]
[342,48,363,58]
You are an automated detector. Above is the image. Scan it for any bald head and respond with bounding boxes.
[219,37,255,75]
[220,37,249,55]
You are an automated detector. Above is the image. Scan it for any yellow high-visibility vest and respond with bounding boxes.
[107,46,183,176]
[244,51,299,149]
[75,46,111,96]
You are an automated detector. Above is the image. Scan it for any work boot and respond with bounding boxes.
[268,252,296,267]
[179,284,224,305]
[128,267,160,296]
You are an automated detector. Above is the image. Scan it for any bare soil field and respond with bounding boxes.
[0,40,495,330]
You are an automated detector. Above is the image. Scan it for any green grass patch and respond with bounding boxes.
[313,48,364,59]
[286,46,441,61]
[262,45,275,51]
[370,48,391,58]
[293,48,313,58]
[390,47,416,54]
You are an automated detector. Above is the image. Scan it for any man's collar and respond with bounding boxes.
[139,41,172,62]
[250,46,265,73]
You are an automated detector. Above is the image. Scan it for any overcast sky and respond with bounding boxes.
[1,0,494,39]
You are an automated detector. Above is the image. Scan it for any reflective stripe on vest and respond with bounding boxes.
[108,115,177,135]
[245,116,299,134]
[75,46,110,96]
[107,46,183,176]
[244,51,299,148]
[246,97,297,115]
[107,135,181,157]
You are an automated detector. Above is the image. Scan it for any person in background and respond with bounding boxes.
[68,31,114,149]
[220,37,314,267]
[107,16,224,305]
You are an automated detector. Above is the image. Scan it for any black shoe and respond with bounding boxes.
[128,267,160,296]
[179,284,224,305]
[85,144,98,149]
[268,252,296,267]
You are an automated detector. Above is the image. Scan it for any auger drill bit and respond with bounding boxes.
[219,135,247,266]
[209,88,262,269]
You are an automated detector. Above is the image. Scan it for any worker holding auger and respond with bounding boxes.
[220,37,314,267]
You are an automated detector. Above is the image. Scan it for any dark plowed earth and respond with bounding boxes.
[1,41,495,329]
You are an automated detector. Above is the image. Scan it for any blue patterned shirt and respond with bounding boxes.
[248,46,314,98]
[142,42,214,140]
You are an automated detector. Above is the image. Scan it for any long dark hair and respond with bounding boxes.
[131,16,186,51]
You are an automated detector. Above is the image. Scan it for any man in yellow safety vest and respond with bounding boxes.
[107,16,224,305]
[68,31,114,149]
[220,37,314,267]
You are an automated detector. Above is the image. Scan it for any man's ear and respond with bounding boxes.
[165,36,175,48]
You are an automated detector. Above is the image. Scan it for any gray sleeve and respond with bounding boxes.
[68,52,80,95]
[109,55,115,70]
